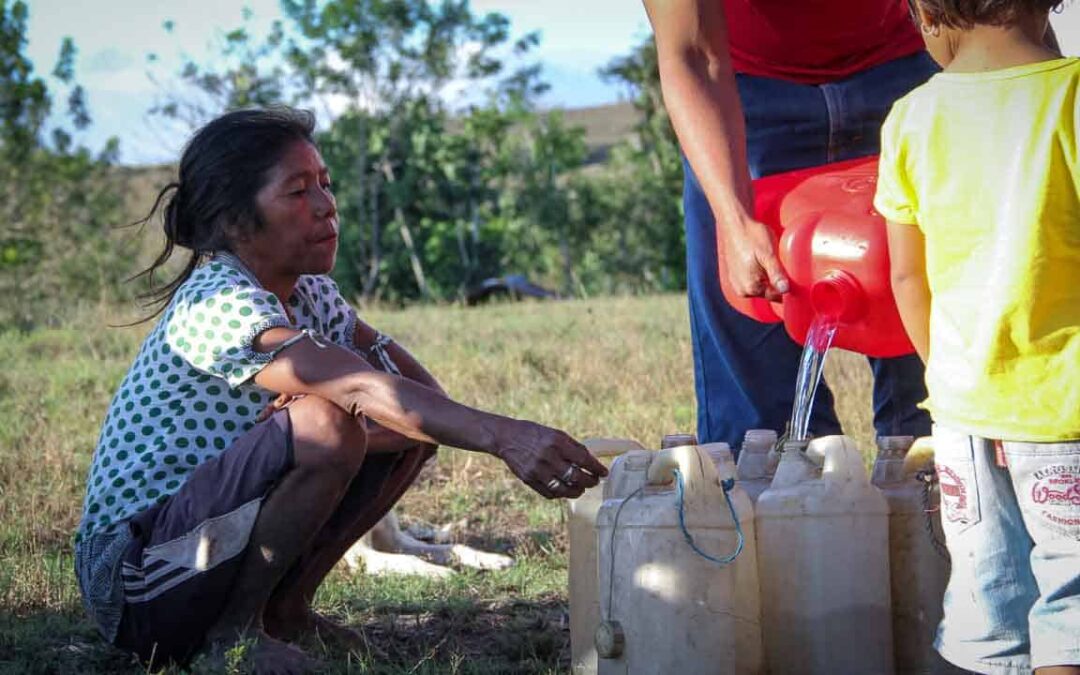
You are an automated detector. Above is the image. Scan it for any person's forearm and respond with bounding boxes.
[255,334,501,454]
[656,37,752,229]
[366,422,437,455]
[892,277,931,364]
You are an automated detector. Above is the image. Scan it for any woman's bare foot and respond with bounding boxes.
[201,629,322,675]
[265,605,379,656]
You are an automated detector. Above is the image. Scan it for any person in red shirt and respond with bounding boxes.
[644,0,937,450]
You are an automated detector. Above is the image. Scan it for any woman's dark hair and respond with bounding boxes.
[131,107,317,319]
[909,0,1065,29]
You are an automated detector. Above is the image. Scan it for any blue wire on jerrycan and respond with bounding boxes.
[595,439,764,675]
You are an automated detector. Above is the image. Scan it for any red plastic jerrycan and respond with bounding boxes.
[719,156,915,358]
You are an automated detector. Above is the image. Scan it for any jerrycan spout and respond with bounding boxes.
[810,270,867,324]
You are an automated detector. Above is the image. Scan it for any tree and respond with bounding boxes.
[145,12,294,132]
[280,0,552,302]
[0,0,127,330]
[591,37,685,291]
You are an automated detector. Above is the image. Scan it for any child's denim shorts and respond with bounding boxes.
[932,424,1080,673]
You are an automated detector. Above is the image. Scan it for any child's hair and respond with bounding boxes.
[908,0,1065,29]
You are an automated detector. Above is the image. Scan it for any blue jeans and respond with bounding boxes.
[685,52,939,450]
[932,425,1080,672]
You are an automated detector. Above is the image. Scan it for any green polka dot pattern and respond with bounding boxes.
[77,256,359,541]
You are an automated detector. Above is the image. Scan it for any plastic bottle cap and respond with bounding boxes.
[742,429,778,454]
[595,620,625,658]
[661,433,697,449]
[810,270,867,322]
[876,435,915,454]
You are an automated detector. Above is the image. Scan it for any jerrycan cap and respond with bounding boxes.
[810,270,867,323]
[742,429,778,454]
[876,435,915,457]
[595,620,625,659]
[780,438,811,455]
[661,433,697,449]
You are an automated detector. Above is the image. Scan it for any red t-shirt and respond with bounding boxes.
[723,0,925,84]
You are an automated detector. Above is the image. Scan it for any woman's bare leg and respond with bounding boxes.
[262,442,435,645]
[203,395,369,669]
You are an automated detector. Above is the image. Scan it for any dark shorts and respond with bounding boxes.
[112,409,295,665]
[76,408,413,666]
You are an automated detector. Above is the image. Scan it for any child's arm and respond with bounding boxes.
[886,221,931,364]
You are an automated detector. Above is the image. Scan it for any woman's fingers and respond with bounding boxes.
[562,444,608,485]
[497,421,608,500]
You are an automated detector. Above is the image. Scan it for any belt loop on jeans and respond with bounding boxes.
[992,439,1008,468]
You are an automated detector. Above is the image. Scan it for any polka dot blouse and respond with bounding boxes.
[77,253,358,541]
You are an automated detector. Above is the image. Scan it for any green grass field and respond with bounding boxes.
[0,294,876,674]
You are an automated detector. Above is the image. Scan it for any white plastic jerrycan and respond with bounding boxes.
[756,435,894,674]
[872,436,955,675]
[737,429,779,504]
[595,442,763,675]
[568,438,648,675]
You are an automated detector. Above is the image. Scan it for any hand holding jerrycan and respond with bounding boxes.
[720,156,915,358]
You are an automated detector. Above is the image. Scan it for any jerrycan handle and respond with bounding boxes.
[645,447,746,566]
[645,448,678,486]
[645,445,719,494]
[583,437,646,459]
[807,435,869,485]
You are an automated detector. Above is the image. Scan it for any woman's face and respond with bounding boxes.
[246,139,339,282]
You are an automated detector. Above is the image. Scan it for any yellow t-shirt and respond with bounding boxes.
[874,58,1080,442]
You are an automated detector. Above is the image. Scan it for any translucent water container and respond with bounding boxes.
[568,438,648,675]
[596,443,763,674]
[872,436,954,675]
[756,435,894,674]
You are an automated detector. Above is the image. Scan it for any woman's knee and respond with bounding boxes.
[285,395,367,473]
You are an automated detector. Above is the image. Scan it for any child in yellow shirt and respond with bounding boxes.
[875,0,1080,672]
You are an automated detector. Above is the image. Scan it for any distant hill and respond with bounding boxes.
[557,101,641,165]
[117,101,643,220]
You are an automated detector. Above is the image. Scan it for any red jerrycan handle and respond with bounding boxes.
[721,157,883,325]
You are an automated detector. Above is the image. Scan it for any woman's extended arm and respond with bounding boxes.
[886,221,931,364]
[252,327,607,497]
[643,0,789,300]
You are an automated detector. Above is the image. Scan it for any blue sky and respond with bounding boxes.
[24,1,1080,166]
[25,0,653,165]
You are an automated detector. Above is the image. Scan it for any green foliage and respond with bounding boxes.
[140,2,688,306]
[0,0,129,330]
[591,37,687,292]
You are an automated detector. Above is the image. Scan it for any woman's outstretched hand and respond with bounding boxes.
[491,420,608,499]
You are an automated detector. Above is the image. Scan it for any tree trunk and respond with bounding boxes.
[355,115,382,302]
[381,160,431,299]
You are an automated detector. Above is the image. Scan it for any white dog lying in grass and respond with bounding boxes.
[342,510,515,578]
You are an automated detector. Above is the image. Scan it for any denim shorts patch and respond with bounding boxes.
[932,425,1080,673]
